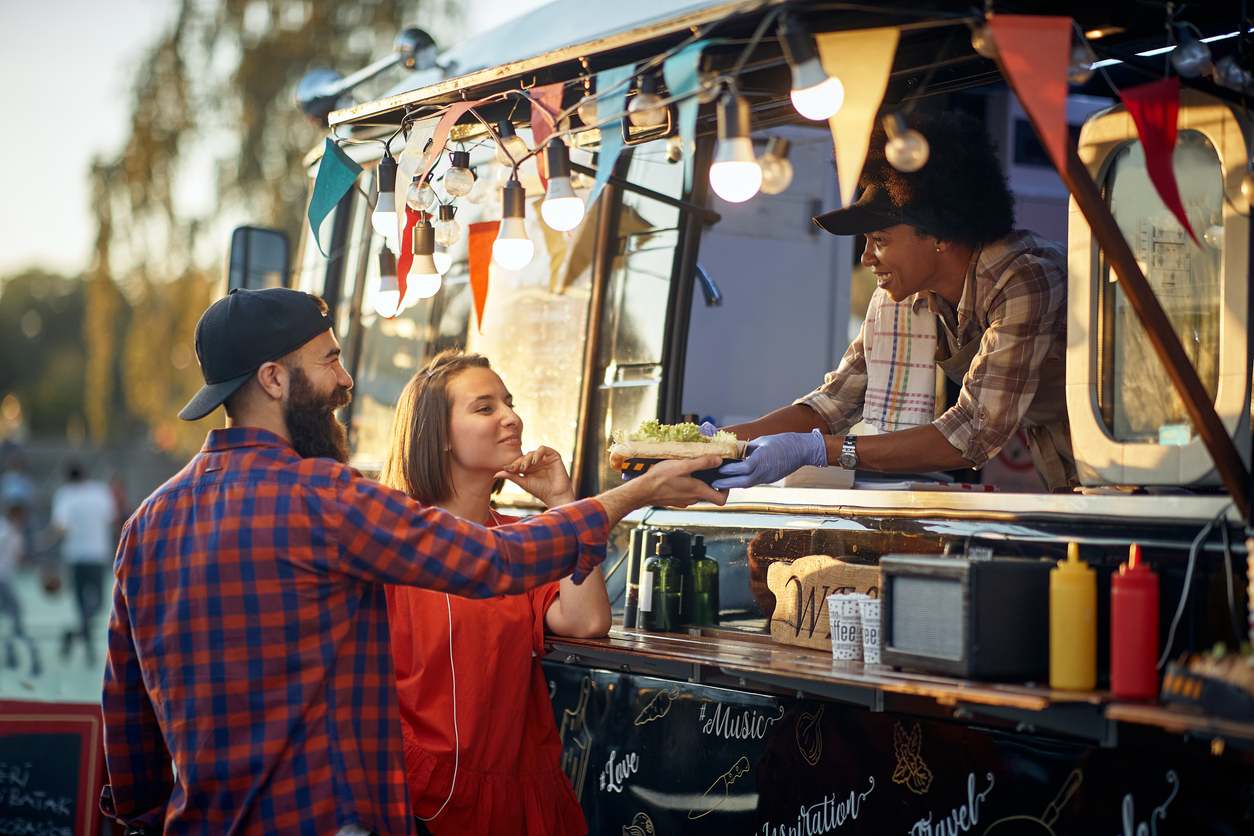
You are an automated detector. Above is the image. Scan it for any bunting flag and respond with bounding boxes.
[988,15,1072,176]
[308,138,362,256]
[814,28,900,207]
[530,82,564,187]
[663,40,710,193]
[1119,77,1200,246]
[468,221,499,333]
[587,64,636,209]
[418,99,491,185]
[393,206,422,306]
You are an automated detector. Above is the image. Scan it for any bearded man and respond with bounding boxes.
[100,288,724,836]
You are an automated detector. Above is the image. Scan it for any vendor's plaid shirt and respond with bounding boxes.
[101,428,608,836]
[797,230,1067,467]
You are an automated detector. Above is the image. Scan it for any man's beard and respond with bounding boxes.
[284,367,352,463]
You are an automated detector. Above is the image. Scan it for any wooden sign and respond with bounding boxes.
[767,555,881,650]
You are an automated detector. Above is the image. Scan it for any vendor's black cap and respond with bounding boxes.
[813,183,937,236]
[178,288,333,421]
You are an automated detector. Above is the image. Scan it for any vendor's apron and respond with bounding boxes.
[935,329,1077,492]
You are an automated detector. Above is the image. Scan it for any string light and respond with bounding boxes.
[464,167,489,204]
[627,75,667,128]
[406,173,436,211]
[970,23,998,59]
[540,140,586,231]
[495,120,528,167]
[576,78,597,127]
[493,179,534,270]
[443,150,475,197]
[778,14,844,121]
[758,137,794,195]
[370,152,399,240]
[401,217,442,306]
[434,204,461,247]
[433,244,453,275]
[373,245,400,317]
[709,94,761,203]
[884,113,929,173]
[1170,37,1214,78]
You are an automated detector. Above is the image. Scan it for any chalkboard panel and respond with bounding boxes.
[0,701,106,836]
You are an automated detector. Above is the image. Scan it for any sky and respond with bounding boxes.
[0,0,550,280]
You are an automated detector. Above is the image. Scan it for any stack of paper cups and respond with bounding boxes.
[827,593,865,661]
[1246,539,1254,647]
[859,597,882,664]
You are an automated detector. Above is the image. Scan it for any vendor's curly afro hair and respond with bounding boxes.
[859,111,1015,246]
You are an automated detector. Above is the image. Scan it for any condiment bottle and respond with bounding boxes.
[1050,543,1096,690]
[667,530,693,625]
[1110,543,1159,699]
[623,527,647,628]
[640,538,681,632]
[688,535,720,626]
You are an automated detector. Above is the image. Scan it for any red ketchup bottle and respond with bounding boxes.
[1110,544,1160,699]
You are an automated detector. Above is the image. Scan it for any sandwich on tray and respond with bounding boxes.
[609,419,741,473]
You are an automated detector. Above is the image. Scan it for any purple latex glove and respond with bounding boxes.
[712,430,828,489]
[699,421,718,437]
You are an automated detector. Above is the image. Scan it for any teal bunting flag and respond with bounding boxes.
[663,40,710,193]
[308,138,362,257]
[587,64,636,210]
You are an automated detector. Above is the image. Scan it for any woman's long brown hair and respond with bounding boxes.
[378,349,498,505]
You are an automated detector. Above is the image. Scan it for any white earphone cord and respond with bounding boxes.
[417,593,459,822]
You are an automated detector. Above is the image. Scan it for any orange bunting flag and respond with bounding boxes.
[468,221,499,333]
[529,82,564,187]
[814,27,900,207]
[988,15,1072,175]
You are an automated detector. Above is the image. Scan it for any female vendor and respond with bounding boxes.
[380,349,609,836]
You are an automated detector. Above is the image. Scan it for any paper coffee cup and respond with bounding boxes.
[859,597,882,665]
[827,593,864,661]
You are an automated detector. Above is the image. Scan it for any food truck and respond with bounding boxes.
[230,0,1254,830]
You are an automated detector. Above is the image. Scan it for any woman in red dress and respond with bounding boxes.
[380,350,610,836]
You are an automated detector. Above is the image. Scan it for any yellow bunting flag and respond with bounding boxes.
[814,27,900,207]
[988,15,1072,176]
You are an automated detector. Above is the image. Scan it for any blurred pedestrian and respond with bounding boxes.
[0,500,39,673]
[49,461,119,663]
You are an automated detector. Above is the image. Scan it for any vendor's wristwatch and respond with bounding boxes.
[838,434,859,470]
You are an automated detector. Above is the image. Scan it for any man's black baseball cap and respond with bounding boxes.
[812,183,938,236]
[178,288,333,421]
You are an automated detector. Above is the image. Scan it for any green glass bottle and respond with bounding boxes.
[688,535,720,626]
[640,539,682,632]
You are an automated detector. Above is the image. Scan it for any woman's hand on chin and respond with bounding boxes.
[496,446,576,507]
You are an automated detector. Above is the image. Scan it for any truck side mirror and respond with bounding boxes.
[227,226,290,291]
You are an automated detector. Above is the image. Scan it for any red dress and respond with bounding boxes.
[386,513,587,836]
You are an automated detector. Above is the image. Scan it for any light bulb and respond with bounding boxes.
[371,154,399,240]
[406,272,443,302]
[709,95,761,203]
[779,15,844,121]
[410,218,440,278]
[884,113,930,173]
[373,246,400,318]
[1203,225,1224,250]
[758,137,794,195]
[970,24,998,59]
[495,120,529,167]
[433,246,453,274]
[493,180,534,270]
[434,204,461,246]
[464,168,489,204]
[1171,39,1213,78]
[1067,44,1095,84]
[1214,56,1248,92]
[443,151,475,197]
[627,75,667,128]
[666,134,685,163]
[406,174,435,211]
[540,140,586,231]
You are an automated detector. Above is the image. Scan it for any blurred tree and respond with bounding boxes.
[88,0,446,456]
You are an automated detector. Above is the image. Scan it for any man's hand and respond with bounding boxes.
[712,431,827,489]
[596,455,727,528]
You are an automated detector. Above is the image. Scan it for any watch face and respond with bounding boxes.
[839,453,858,470]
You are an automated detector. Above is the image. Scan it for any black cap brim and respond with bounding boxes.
[813,204,901,236]
[177,369,255,421]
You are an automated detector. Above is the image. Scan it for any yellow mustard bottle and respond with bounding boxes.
[1050,543,1097,690]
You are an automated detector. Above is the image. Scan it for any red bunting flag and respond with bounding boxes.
[468,221,499,333]
[1118,77,1199,247]
[392,206,421,309]
[988,15,1072,176]
[529,82,564,188]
